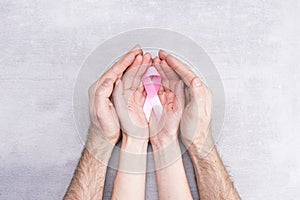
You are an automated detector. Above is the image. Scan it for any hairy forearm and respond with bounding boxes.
[188,137,240,200]
[64,130,114,200]
[111,135,148,200]
[64,148,112,200]
[152,137,193,200]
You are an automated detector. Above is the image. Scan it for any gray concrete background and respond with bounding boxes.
[1,0,300,199]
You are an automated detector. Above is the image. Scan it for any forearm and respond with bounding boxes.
[64,130,114,200]
[152,137,193,200]
[64,148,112,200]
[111,135,148,200]
[188,137,240,200]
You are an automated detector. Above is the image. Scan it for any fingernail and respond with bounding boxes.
[103,78,112,87]
[194,78,202,87]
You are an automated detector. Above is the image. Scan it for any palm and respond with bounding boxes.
[149,58,184,141]
[122,88,148,132]
[113,53,152,139]
[154,91,182,135]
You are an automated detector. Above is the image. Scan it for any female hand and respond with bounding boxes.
[149,57,185,149]
[113,53,152,144]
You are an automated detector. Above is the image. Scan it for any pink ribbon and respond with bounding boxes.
[143,66,163,121]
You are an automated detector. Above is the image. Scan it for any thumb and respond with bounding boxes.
[112,79,126,113]
[173,80,185,113]
[189,77,209,115]
[95,78,114,109]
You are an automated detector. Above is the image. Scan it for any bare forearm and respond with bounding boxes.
[64,147,112,200]
[189,141,240,200]
[111,135,148,200]
[152,138,193,200]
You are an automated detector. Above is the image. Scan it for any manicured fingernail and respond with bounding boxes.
[103,78,112,87]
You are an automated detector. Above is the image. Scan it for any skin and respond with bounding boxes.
[158,50,241,200]
[64,45,241,200]
[64,45,143,200]
[111,53,152,200]
[149,57,193,200]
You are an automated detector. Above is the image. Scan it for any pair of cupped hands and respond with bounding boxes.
[88,45,212,155]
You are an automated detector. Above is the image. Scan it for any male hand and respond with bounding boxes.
[86,45,142,158]
[158,50,213,155]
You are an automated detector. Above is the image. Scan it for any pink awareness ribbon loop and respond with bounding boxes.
[143,66,163,121]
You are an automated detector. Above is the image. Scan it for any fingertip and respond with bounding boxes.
[192,77,202,87]
[130,44,143,56]
[144,52,151,57]
[153,56,160,62]
[143,53,151,63]
[136,54,143,62]
[132,44,141,50]
[153,57,161,67]
[158,49,168,59]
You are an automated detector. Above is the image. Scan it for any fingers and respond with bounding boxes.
[173,80,185,113]
[159,50,212,112]
[92,45,142,104]
[112,79,126,113]
[135,85,146,106]
[132,53,152,89]
[158,50,202,87]
[158,85,166,105]
[95,78,114,98]
[122,54,143,89]
[153,57,170,91]
[99,44,142,85]
[189,78,212,117]
[109,44,142,77]
[95,78,115,111]
[160,59,179,92]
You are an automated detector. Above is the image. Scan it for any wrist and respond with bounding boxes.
[152,137,182,170]
[86,129,115,164]
[118,134,148,173]
[150,130,178,150]
[187,132,215,159]
[121,133,149,153]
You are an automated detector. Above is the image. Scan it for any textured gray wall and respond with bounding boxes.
[1,0,300,199]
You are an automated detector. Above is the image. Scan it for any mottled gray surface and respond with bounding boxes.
[1,0,300,199]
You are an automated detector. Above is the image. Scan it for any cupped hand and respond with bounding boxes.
[158,50,213,153]
[113,53,152,141]
[149,57,185,149]
[87,45,142,147]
